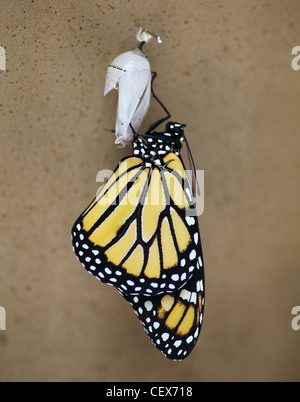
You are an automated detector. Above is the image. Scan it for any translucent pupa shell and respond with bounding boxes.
[104,48,151,146]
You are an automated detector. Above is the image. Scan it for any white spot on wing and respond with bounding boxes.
[186,335,193,344]
[191,292,197,304]
[145,301,153,311]
[189,249,196,260]
[193,233,199,245]
[186,216,195,226]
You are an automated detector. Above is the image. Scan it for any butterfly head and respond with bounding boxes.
[133,122,186,160]
[155,121,186,153]
[165,122,186,143]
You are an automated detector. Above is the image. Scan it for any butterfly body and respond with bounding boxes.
[72,121,205,360]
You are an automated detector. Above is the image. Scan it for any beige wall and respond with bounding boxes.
[0,0,300,381]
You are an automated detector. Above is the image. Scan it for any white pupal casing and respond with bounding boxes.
[104,48,151,146]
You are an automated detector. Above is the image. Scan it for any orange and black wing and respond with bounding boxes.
[72,152,200,296]
[123,245,204,360]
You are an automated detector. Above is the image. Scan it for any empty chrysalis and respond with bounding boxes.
[104,27,162,146]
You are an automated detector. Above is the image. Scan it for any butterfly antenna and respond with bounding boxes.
[129,123,137,137]
[185,135,200,198]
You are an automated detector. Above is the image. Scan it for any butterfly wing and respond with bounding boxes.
[72,152,200,296]
[122,251,204,360]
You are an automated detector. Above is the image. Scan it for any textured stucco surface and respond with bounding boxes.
[0,0,300,381]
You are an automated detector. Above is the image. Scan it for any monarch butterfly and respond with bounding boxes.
[71,33,204,360]
[72,116,205,360]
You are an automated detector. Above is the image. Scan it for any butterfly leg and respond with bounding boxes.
[146,72,171,133]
